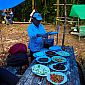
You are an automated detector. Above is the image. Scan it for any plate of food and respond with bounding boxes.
[45,50,58,57]
[36,56,51,64]
[32,64,50,76]
[33,51,46,57]
[56,51,70,57]
[49,63,68,71]
[49,45,62,51]
[51,56,67,63]
[47,72,67,85]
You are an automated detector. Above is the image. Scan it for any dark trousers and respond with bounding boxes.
[30,50,35,61]
[0,82,7,85]
[30,50,40,62]
[0,68,19,85]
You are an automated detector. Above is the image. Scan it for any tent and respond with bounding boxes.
[0,0,25,10]
[70,5,85,19]
[69,5,85,40]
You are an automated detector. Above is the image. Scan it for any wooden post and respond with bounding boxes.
[45,0,46,11]
[32,0,34,10]
[44,0,46,22]
[78,17,80,40]
[56,0,59,25]
[62,0,66,50]
[0,29,4,54]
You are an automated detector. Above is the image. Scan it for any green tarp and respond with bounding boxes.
[70,5,85,19]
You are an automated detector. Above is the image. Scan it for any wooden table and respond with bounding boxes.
[16,46,80,85]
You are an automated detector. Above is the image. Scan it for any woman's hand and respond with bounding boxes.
[36,34,42,37]
[42,33,48,38]
[36,33,48,38]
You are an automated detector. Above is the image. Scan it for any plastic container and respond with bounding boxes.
[44,38,54,48]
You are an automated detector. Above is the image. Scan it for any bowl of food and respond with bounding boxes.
[45,51,58,57]
[49,45,62,51]
[36,56,51,64]
[56,51,70,57]
[47,72,67,84]
[51,56,67,63]
[33,51,46,57]
[32,64,50,76]
[49,63,67,71]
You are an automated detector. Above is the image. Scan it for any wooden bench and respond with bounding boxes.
[71,25,85,40]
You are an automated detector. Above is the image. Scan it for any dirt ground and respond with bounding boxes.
[0,23,85,78]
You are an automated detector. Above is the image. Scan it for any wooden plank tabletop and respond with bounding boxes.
[16,46,80,85]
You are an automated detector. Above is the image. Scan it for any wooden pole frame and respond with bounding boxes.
[56,0,59,25]
[78,17,80,40]
[32,0,34,10]
[62,0,66,49]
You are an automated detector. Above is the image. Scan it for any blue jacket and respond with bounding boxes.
[27,23,46,52]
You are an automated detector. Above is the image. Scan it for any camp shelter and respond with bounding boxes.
[69,4,85,40]
[70,5,85,19]
[0,0,25,10]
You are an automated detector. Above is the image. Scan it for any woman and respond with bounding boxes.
[27,12,48,61]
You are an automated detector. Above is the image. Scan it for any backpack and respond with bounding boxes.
[6,53,29,67]
[8,43,27,55]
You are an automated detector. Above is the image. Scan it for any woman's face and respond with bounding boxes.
[33,18,41,27]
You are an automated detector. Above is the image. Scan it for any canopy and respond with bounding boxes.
[69,5,85,19]
[0,0,25,10]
